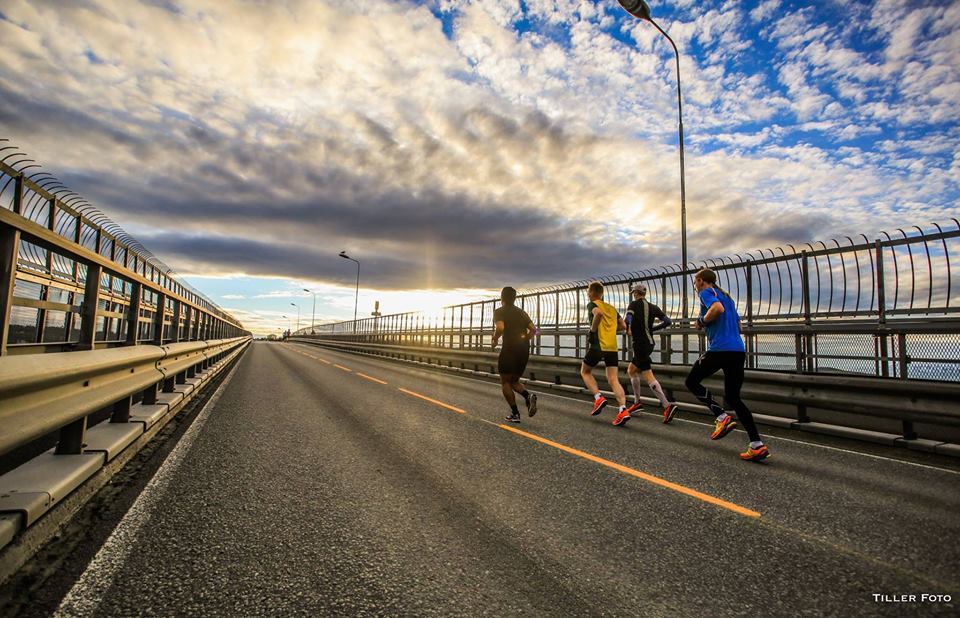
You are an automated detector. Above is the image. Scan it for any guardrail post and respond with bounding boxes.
[152,292,166,345]
[55,417,86,455]
[535,294,542,355]
[78,263,103,351]
[575,288,582,357]
[0,226,21,356]
[897,332,909,380]
[111,396,132,423]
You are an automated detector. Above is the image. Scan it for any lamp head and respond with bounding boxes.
[339,250,350,259]
[303,288,310,293]
[618,0,652,21]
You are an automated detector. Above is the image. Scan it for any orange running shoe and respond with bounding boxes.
[612,408,632,427]
[590,396,608,416]
[662,404,678,424]
[710,415,737,440]
[740,444,770,462]
[623,401,643,415]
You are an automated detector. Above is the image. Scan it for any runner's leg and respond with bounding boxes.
[684,354,726,417]
[641,369,671,408]
[627,362,642,404]
[722,353,762,443]
[606,365,626,407]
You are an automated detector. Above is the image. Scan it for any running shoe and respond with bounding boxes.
[612,408,631,427]
[710,415,737,440]
[662,404,678,424]
[505,412,521,423]
[527,393,538,418]
[740,444,770,462]
[590,396,608,416]
[624,401,643,415]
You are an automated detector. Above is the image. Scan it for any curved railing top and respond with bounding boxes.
[0,138,240,325]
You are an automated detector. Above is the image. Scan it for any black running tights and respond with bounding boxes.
[684,351,761,442]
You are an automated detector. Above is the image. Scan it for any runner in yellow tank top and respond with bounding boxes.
[580,281,629,425]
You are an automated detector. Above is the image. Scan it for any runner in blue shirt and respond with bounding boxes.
[684,269,769,462]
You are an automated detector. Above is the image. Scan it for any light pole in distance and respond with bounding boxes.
[303,288,316,333]
[290,302,300,334]
[339,251,360,332]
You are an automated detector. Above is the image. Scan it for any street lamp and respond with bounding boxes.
[338,251,360,332]
[303,288,316,333]
[618,0,689,318]
[290,302,300,333]
[282,315,289,338]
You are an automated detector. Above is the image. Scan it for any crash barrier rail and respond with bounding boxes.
[0,144,248,356]
[289,338,960,450]
[0,336,250,564]
[300,221,960,382]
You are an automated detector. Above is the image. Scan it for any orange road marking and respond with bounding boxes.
[496,424,761,519]
[334,364,352,372]
[317,358,331,364]
[357,372,387,385]
[398,388,466,414]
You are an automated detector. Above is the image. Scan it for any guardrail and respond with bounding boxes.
[1,141,249,356]
[290,338,960,448]
[0,336,250,575]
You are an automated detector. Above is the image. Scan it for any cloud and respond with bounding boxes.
[0,0,957,310]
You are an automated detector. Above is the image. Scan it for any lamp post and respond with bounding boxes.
[282,315,289,339]
[290,302,300,333]
[303,288,316,333]
[618,0,689,319]
[338,251,360,332]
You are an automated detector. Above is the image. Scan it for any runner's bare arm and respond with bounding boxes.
[492,320,505,349]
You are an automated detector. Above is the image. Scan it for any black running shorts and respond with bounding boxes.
[630,342,655,371]
[498,346,530,376]
[583,349,619,368]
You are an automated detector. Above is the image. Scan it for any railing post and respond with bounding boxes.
[171,299,182,343]
[554,291,561,357]
[745,265,755,369]
[535,294,541,355]
[126,281,141,345]
[78,262,103,351]
[153,291,167,345]
[801,251,814,372]
[183,305,192,342]
[0,226,21,356]
[875,240,890,377]
[12,174,23,215]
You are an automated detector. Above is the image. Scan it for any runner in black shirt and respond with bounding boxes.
[492,286,538,423]
[624,283,678,423]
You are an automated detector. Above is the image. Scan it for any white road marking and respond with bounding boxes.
[54,360,243,617]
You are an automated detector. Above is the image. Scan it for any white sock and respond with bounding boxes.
[630,376,642,403]
[648,380,670,408]
[619,405,626,412]
[717,412,729,422]
[750,441,764,449]
[594,392,602,400]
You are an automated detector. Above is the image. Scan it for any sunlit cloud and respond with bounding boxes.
[1,0,957,335]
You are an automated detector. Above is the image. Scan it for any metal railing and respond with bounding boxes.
[299,221,960,383]
[0,140,249,355]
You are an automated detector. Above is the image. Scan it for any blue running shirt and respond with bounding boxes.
[698,288,745,352]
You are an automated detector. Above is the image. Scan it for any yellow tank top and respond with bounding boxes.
[588,299,619,352]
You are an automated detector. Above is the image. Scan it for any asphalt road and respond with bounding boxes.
[52,341,960,616]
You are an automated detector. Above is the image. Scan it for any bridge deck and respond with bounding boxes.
[49,342,960,616]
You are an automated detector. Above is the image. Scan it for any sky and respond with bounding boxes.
[1,0,958,336]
